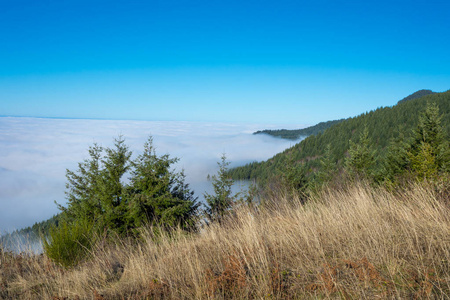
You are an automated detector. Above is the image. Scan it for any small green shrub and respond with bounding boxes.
[43,218,95,268]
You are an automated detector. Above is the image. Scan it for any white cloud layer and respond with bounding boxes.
[0,117,304,232]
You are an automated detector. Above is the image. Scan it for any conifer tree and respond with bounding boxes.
[316,144,336,185]
[127,137,198,231]
[345,126,376,180]
[281,151,308,197]
[98,136,131,233]
[60,143,104,223]
[204,154,236,223]
[382,103,449,183]
[382,127,410,183]
[407,102,449,179]
[410,102,444,154]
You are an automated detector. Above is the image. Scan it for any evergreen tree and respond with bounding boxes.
[281,151,308,197]
[382,102,450,183]
[345,126,376,180]
[316,144,336,185]
[204,154,236,223]
[60,143,104,222]
[410,102,444,153]
[407,102,449,180]
[382,127,410,183]
[98,136,132,233]
[127,137,198,231]
[58,136,132,234]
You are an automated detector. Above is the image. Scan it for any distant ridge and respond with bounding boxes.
[397,89,435,104]
[254,119,345,140]
[254,89,436,141]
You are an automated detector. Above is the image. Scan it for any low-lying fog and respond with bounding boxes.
[0,117,305,233]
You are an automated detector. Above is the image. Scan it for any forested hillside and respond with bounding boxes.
[253,119,345,140]
[0,215,59,251]
[253,89,436,141]
[229,90,450,182]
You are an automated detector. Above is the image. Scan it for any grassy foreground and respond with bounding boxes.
[1,183,449,299]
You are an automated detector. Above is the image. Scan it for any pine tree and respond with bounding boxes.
[382,102,450,184]
[98,136,132,233]
[127,137,198,231]
[281,151,308,197]
[59,136,132,233]
[407,102,449,180]
[410,102,444,154]
[60,143,104,222]
[204,154,236,223]
[345,126,376,180]
[316,144,336,185]
[382,127,410,183]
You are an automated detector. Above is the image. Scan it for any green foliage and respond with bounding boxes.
[411,102,444,152]
[345,127,376,179]
[204,154,236,223]
[409,142,438,180]
[45,136,199,267]
[127,137,199,231]
[254,119,345,140]
[229,90,450,185]
[59,137,132,234]
[42,218,95,268]
[381,102,450,184]
[314,144,337,186]
[382,127,410,182]
[255,90,436,142]
[408,103,449,180]
[280,152,308,198]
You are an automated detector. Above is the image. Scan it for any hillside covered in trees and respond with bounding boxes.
[253,119,345,140]
[252,89,437,141]
[229,90,450,183]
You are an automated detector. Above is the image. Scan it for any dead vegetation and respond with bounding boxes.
[1,183,449,299]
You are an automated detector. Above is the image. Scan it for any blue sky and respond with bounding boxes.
[1,0,449,125]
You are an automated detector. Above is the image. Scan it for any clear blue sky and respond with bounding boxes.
[1,0,449,125]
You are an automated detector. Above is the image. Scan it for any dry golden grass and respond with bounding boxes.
[1,183,449,299]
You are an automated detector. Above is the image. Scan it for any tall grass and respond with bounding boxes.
[2,183,449,299]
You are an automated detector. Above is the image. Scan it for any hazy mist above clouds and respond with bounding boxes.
[0,117,304,232]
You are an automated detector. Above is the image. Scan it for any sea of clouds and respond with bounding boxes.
[0,117,305,233]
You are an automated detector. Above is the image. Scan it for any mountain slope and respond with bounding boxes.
[229,90,450,181]
[254,119,345,140]
[253,90,437,141]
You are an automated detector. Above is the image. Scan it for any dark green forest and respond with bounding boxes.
[228,90,450,184]
[253,89,436,141]
[253,119,345,140]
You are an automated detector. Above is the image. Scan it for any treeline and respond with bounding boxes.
[229,90,450,185]
[0,215,59,251]
[253,119,345,140]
